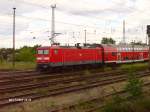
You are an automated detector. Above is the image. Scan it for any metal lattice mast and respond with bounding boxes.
[84,29,87,46]
[123,20,126,44]
[51,4,56,44]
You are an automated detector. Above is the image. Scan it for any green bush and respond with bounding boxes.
[136,98,150,111]
[102,87,125,112]
[102,102,129,112]
[102,68,144,112]
[125,69,143,99]
[16,49,34,62]
[15,45,40,62]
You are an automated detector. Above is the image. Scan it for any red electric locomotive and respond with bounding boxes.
[36,44,149,70]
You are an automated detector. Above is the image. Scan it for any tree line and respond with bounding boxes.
[0,45,40,62]
[101,37,146,45]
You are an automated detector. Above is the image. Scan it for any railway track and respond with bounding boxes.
[84,82,150,112]
[0,69,150,108]
[49,81,150,112]
[0,70,124,98]
[0,69,135,96]
[0,69,125,91]
[0,70,40,79]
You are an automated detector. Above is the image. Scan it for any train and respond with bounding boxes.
[36,44,149,70]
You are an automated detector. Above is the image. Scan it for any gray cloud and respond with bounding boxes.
[0,0,46,36]
[0,0,148,48]
[0,23,29,36]
[0,0,46,15]
[68,7,135,16]
[57,0,136,17]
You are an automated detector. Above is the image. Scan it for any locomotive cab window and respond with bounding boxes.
[112,52,117,56]
[44,50,49,54]
[38,50,43,54]
[54,49,58,54]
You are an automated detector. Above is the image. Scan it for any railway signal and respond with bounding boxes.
[147,25,150,70]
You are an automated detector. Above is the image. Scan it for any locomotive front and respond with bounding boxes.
[36,47,51,70]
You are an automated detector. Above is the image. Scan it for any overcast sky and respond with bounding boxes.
[0,0,149,48]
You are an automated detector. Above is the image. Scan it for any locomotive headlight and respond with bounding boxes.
[37,57,49,60]
[44,57,49,60]
[37,57,42,60]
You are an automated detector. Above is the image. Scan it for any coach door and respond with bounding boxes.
[117,53,121,62]
[140,53,143,60]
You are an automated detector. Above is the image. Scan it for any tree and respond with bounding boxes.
[0,45,41,62]
[0,48,13,61]
[125,69,143,99]
[130,41,146,45]
[15,45,41,62]
[101,37,116,44]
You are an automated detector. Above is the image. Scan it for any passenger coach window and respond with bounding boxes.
[38,50,43,54]
[44,50,49,54]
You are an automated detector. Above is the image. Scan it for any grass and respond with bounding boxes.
[100,66,148,112]
[101,97,150,112]
[0,61,148,71]
[120,63,148,71]
[0,61,36,70]
[1,99,57,112]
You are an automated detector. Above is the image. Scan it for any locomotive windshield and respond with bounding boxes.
[44,50,49,54]
[37,50,49,54]
[38,50,43,54]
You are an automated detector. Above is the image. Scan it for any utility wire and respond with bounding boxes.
[7,0,126,23]
[2,1,144,29]
[0,12,106,29]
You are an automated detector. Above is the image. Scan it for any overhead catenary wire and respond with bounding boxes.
[0,0,147,45]
[6,0,149,34]
[0,12,99,28]
[7,0,137,23]
[0,8,146,35]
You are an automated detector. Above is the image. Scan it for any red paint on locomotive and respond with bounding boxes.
[36,44,149,69]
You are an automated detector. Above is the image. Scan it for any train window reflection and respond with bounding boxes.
[44,50,49,54]
[38,50,43,54]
